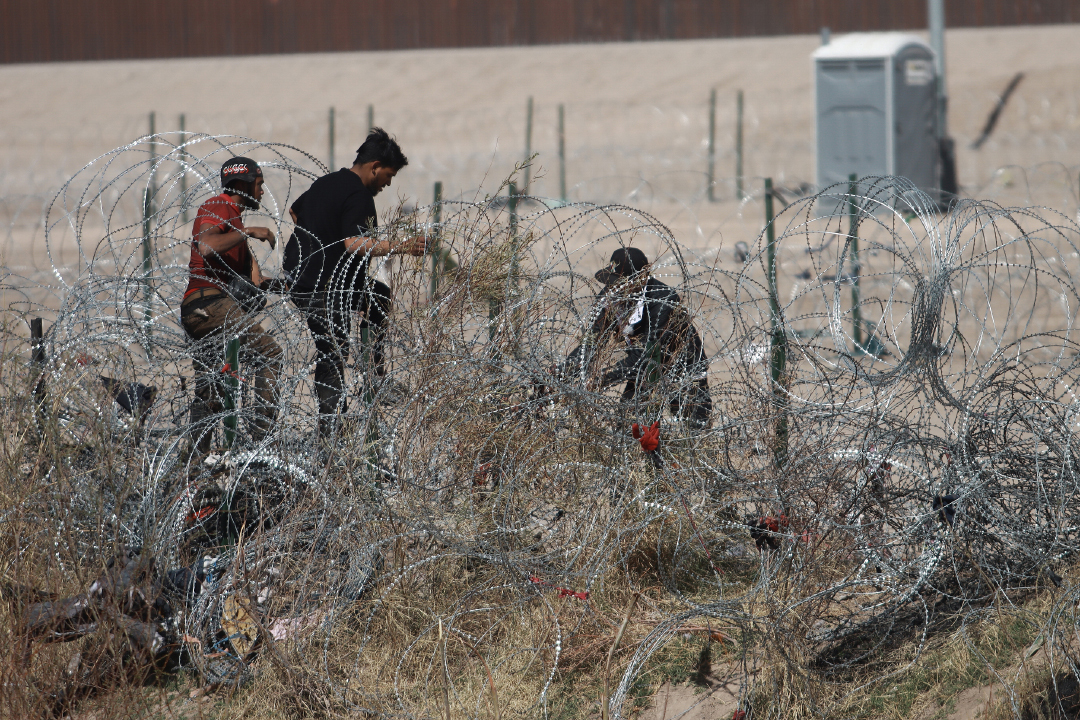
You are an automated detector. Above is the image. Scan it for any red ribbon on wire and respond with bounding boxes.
[529,575,589,601]
[220,363,244,382]
[186,505,216,524]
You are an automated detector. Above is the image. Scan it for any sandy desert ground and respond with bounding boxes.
[1,27,1078,720]
[1,23,1079,276]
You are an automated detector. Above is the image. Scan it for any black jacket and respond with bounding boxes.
[565,277,707,386]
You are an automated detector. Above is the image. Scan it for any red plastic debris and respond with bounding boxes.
[762,515,779,534]
[631,421,660,454]
[220,363,244,382]
[473,462,493,486]
[186,506,216,524]
[75,352,93,366]
[529,575,589,601]
[732,711,746,720]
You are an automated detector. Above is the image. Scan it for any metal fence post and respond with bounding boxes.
[765,178,787,469]
[490,183,518,342]
[179,113,189,224]
[524,96,533,193]
[367,104,374,132]
[431,181,443,299]
[736,90,745,201]
[707,88,716,201]
[508,183,518,238]
[328,106,336,170]
[848,173,863,351]
[143,111,156,336]
[223,337,240,448]
[558,103,566,203]
[30,317,46,415]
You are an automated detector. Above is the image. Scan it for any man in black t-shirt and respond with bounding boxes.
[283,128,426,437]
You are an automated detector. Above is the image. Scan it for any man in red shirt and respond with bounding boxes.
[180,157,282,453]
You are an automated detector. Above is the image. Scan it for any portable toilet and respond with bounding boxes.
[813,33,939,200]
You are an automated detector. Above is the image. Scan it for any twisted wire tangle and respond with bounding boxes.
[5,133,1080,718]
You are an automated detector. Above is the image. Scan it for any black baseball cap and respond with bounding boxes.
[220,157,262,187]
[595,247,649,285]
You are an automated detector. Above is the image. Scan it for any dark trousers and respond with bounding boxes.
[180,294,283,452]
[570,322,712,426]
[291,281,391,437]
[604,347,712,426]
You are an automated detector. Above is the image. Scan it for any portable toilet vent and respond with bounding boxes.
[814,33,939,201]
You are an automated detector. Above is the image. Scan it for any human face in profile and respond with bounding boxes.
[366,162,398,195]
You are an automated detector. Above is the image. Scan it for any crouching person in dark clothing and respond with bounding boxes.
[180,157,283,453]
[283,128,426,438]
[564,247,712,426]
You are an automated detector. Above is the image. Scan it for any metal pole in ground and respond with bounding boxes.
[367,104,374,132]
[490,183,518,342]
[735,90,745,201]
[929,0,947,138]
[707,88,716,201]
[328,106,336,170]
[142,111,156,334]
[30,318,46,423]
[524,96,533,192]
[765,178,787,469]
[848,173,863,351]
[223,337,240,448]
[179,113,188,224]
[558,104,566,203]
[509,182,519,277]
[508,183,522,357]
[431,181,443,300]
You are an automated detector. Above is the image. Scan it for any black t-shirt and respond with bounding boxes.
[283,168,378,294]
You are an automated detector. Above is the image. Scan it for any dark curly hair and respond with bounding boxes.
[353,127,409,170]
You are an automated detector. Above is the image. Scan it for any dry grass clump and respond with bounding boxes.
[10,148,1080,720]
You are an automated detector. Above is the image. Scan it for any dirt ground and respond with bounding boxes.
[4,27,1080,720]
[1,23,1079,279]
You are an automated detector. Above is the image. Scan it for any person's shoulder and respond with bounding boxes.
[342,171,372,197]
[196,192,233,210]
[317,169,370,199]
[195,192,240,220]
[647,277,680,303]
[647,277,675,295]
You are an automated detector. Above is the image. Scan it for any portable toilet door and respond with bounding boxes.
[814,33,939,201]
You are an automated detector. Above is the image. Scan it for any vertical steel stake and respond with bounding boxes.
[179,113,189,224]
[367,104,374,132]
[30,318,44,364]
[524,96,533,192]
[558,103,566,203]
[223,337,240,448]
[707,88,716,201]
[143,110,156,337]
[848,173,863,351]
[328,106,336,170]
[30,317,47,428]
[431,181,443,300]
[509,182,519,278]
[765,178,787,469]
[490,183,518,342]
[735,90,745,201]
